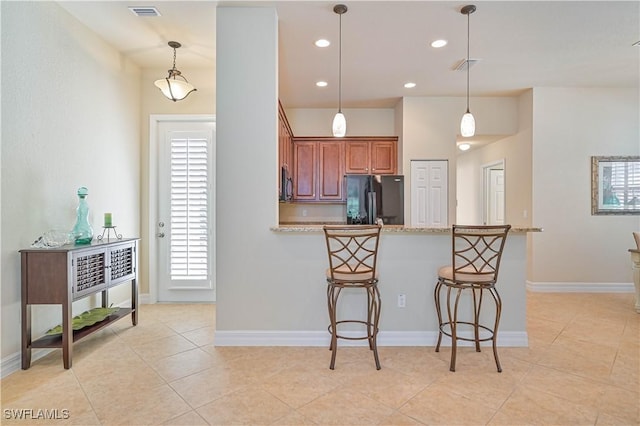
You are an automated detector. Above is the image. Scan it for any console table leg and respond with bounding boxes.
[131,278,138,326]
[62,300,72,369]
[21,304,31,369]
[101,289,109,308]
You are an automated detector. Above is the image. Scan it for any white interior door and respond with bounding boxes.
[157,120,215,302]
[483,160,505,225]
[411,160,448,227]
[488,169,505,225]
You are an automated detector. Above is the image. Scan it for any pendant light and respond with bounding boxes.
[332,4,348,137]
[460,5,476,137]
[154,41,197,102]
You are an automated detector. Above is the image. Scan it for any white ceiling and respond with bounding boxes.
[59,1,639,109]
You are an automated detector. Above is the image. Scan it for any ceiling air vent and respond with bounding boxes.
[453,58,480,71]
[128,6,161,17]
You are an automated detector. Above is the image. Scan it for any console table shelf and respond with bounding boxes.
[20,238,139,369]
[30,308,133,349]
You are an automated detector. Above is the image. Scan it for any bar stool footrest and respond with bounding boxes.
[329,320,378,341]
[438,321,496,343]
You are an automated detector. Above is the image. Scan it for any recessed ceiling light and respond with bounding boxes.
[404,82,417,88]
[315,39,331,48]
[458,143,471,151]
[431,39,448,48]
[316,81,328,87]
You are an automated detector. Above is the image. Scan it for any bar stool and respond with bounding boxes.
[323,225,382,370]
[434,224,511,372]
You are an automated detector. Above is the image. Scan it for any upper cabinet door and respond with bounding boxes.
[370,140,397,174]
[293,142,317,200]
[318,142,344,201]
[345,141,370,174]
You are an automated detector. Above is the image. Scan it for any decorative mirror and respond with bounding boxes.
[591,156,640,215]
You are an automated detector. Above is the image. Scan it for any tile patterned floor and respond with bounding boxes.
[1,293,638,425]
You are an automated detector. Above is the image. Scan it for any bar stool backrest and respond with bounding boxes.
[323,225,382,283]
[451,225,511,284]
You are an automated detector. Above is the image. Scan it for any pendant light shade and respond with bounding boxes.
[460,5,476,137]
[332,4,348,137]
[154,41,196,102]
[332,112,346,137]
[461,111,475,137]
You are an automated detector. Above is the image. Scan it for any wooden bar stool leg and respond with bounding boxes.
[328,284,340,370]
[371,285,382,370]
[434,280,444,352]
[449,286,463,372]
[490,287,503,373]
[366,288,374,350]
[473,288,482,352]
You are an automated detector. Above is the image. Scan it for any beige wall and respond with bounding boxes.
[139,67,215,295]
[530,87,640,285]
[456,90,533,227]
[1,2,141,364]
[286,108,396,137]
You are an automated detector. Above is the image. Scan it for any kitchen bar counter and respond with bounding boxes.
[214,222,538,347]
[273,224,543,233]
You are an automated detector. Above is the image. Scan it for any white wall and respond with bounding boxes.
[1,2,141,366]
[531,87,640,285]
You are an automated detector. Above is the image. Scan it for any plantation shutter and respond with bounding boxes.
[170,136,209,280]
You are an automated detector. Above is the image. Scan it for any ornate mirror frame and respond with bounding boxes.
[591,156,640,215]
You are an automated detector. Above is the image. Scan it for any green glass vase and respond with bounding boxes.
[72,187,93,244]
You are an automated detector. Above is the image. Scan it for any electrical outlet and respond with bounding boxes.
[302,209,308,217]
[397,293,406,308]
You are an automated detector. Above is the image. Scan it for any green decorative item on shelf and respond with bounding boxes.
[72,186,93,245]
[46,306,120,335]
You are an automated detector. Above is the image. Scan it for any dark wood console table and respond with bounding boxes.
[20,238,139,369]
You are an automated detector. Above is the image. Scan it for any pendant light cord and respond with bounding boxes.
[466,10,470,113]
[173,47,177,72]
[338,11,342,114]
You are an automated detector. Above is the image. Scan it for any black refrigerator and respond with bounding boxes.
[345,175,404,225]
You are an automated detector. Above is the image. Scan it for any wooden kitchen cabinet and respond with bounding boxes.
[344,138,398,175]
[293,141,317,201]
[344,141,370,173]
[20,238,139,369]
[278,101,294,198]
[291,136,398,202]
[293,139,344,202]
[318,141,344,201]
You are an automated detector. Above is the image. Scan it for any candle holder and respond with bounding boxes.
[96,226,122,242]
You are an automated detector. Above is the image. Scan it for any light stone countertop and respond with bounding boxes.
[272,224,543,233]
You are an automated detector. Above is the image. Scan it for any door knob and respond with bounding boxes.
[157,232,165,238]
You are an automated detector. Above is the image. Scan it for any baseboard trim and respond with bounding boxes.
[214,330,528,347]
[526,281,634,293]
[1,348,54,379]
[139,293,151,304]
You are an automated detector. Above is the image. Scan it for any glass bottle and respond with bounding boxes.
[72,186,93,244]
